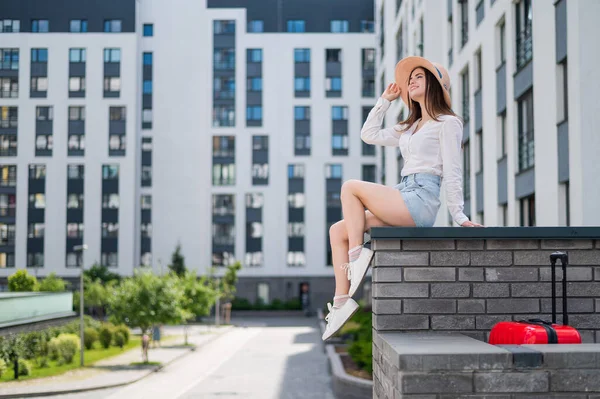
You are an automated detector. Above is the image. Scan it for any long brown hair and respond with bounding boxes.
[399,67,458,132]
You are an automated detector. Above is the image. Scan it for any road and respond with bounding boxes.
[25,317,334,399]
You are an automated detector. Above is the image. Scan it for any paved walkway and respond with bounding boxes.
[0,325,232,398]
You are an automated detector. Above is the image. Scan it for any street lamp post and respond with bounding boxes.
[73,244,88,367]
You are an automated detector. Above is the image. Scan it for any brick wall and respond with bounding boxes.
[371,236,600,343]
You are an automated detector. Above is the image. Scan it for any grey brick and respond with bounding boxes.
[399,372,473,394]
[569,250,600,265]
[431,251,471,266]
[373,299,403,314]
[511,283,553,298]
[597,299,600,312]
[476,315,511,330]
[485,267,538,282]
[569,315,600,329]
[597,240,600,249]
[550,370,600,392]
[404,299,456,314]
[541,240,594,250]
[404,268,456,282]
[431,315,475,330]
[595,267,600,280]
[374,267,404,282]
[567,282,600,297]
[458,299,486,314]
[461,331,488,341]
[375,251,429,266]
[540,266,593,281]
[403,240,456,250]
[473,283,510,298]
[474,371,548,392]
[431,283,471,298]
[471,251,513,266]
[372,240,401,250]
[396,393,438,399]
[541,298,595,313]
[487,298,540,314]
[514,395,587,399]
[514,251,555,265]
[457,240,485,250]
[373,314,429,330]
[579,330,596,344]
[459,268,485,281]
[597,331,600,343]
[373,283,429,298]
[486,239,540,250]
[441,396,511,399]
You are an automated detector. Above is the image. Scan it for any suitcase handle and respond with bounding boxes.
[550,251,569,325]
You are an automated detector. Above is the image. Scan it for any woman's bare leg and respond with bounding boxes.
[340,180,415,249]
[329,211,390,296]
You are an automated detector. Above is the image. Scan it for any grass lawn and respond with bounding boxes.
[0,337,141,383]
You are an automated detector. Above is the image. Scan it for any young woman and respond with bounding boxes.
[322,56,483,341]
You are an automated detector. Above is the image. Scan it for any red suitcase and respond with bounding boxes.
[488,252,582,345]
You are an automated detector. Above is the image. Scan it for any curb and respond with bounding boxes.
[0,326,235,399]
[326,345,372,399]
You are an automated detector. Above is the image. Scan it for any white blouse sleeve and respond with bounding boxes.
[439,117,469,226]
[360,97,403,147]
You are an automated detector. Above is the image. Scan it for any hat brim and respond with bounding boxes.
[394,56,452,108]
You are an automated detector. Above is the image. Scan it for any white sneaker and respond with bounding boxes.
[322,298,360,341]
[344,247,374,297]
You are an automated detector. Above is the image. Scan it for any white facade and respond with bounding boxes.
[376,0,600,227]
[0,0,378,282]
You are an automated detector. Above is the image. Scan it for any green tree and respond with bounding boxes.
[0,334,26,379]
[179,272,218,344]
[84,263,121,285]
[218,261,242,302]
[107,270,189,359]
[39,272,68,292]
[168,243,187,277]
[8,270,39,292]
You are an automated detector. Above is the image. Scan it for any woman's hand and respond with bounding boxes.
[461,220,484,227]
[382,83,402,102]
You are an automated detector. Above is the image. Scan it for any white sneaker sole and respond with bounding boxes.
[348,248,374,297]
[322,298,360,341]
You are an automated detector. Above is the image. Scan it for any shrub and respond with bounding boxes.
[98,326,113,349]
[269,299,285,310]
[8,270,38,292]
[348,340,372,373]
[84,327,98,350]
[114,325,130,345]
[230,297,252,310]
[53,334,80,364]
[48,337,60,361]
[0,358,7,378]
[284,298,302,310]
[17,358,32,376]
[114,332,125,349]
[37,356,49,368]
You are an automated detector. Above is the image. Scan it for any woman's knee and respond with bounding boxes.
[340,179,361,201]
[329,220,348,242]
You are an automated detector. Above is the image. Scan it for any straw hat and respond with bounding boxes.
[394,56,452,108]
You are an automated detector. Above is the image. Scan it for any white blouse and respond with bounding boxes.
[360,97,469,226]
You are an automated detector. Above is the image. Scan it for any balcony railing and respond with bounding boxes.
[518,130,535,171]
[516,25,533,69]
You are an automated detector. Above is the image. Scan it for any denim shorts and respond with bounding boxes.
[394,173,441,227]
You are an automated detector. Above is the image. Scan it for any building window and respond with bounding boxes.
[141,195,152,209]
[246,106,262,121]
[31,77,48,92]
[101,252,118,267]
[288,164,305,178]
[0,135,17,156]
[360,20,374,33]
[498,20,506,66]
[461,69,470,122]
[257,283,270,305]
[0,223,16,245]
[104,49,121,63]
[0,20,20,33]
[288,193,305,208]
[109,135,126,151]
[362,165,376,183]
[214,20,235,34]
[102,223,119,238]
[69,48,86,63]
[143,52,153,65]
[35,135,53,151]
[294,106,310,120]
[143,80,152,94]
[102,194,120,209]
[326,77,342,92]
[287,20,305,33]
[28,223,45,238]
[36,106,53,121]
[102,165,119,179]
[31,19,49,33]
[475,131,483,173]
[294,77,310,92]
[213,106,235,127]
[142,109,153,124]
[31,48,48,63]
[29,194,45,209]
[460,0,469,47]
[0,194,16,217]
[69,77,85,93]
[326,49,342,63]
[330,20,349,33]
[0,165,17,187]
[247,77,262,92]
[497,112,506,159]
[447,17,453,66]
[143,24,154,37]
[67,223,84,238]
[247,49,262,63]
[67,165,84,179]
[332,106,348,121]
[463,140,471,199]
[557,60,568,124]
[294,49,310,63]
[518,90,534,171]
[0,106,18,128]
[67,194,84,209]
[247,20,264,33]
[515,0,532,69]
[519,194,535,226]
[27,253,44,268]
[0,49,19,70]
[70,19,87,33]
[109,106,126,121]
[325,164,343,179]
[69,106,85,121]
[104,20,122,33]
[214,48,235,70]
[66,252,83,268]
[475,51,482,92]
[331,134,348,152]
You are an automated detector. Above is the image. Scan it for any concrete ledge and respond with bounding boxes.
[231,310,305,317]
[326,345,372,399]
[370,226,600,240]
